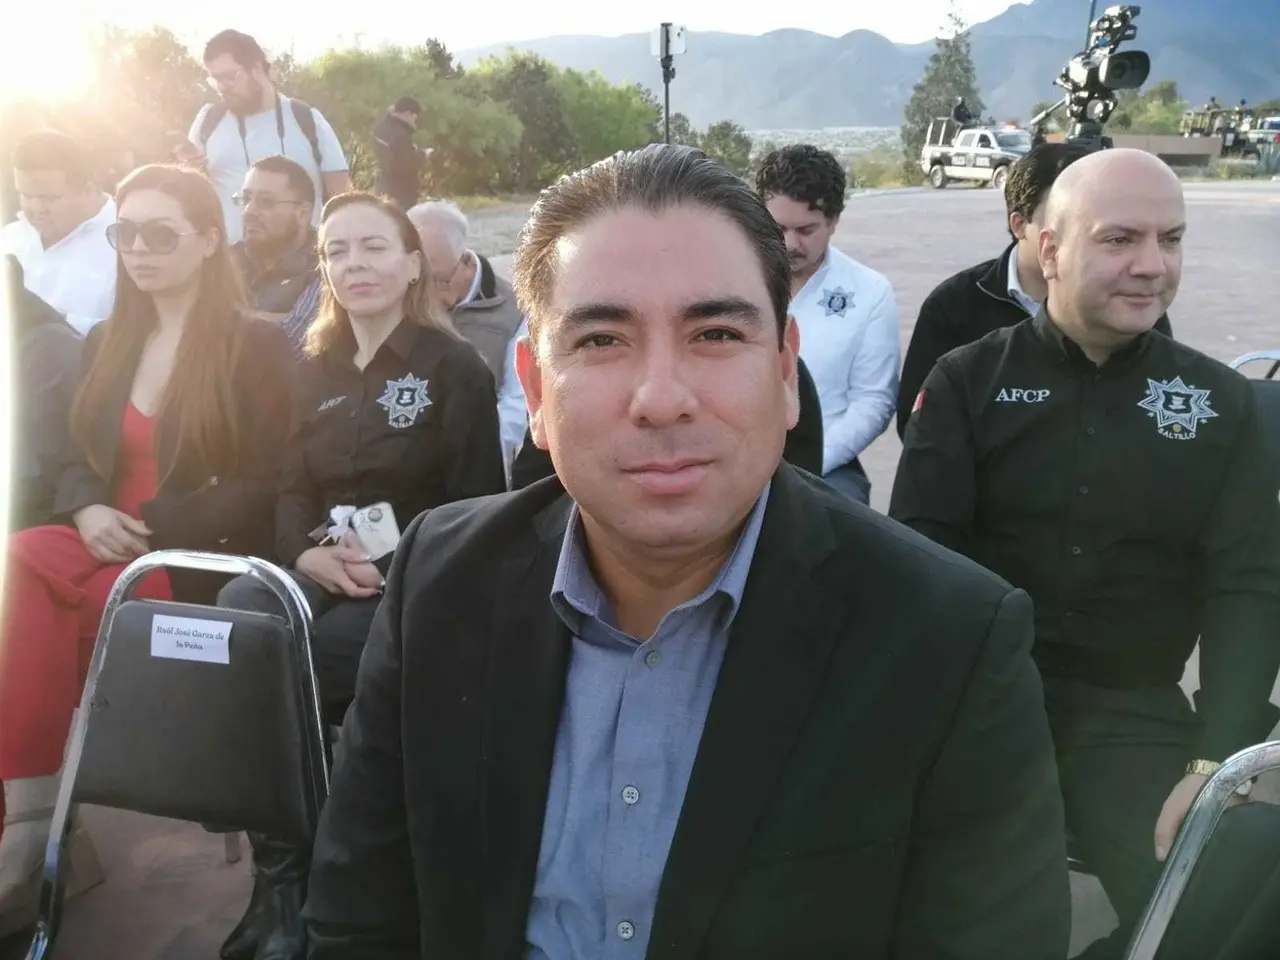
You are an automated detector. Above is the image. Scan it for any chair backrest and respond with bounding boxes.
[73,598,325,845]
[1248,378,1280,476]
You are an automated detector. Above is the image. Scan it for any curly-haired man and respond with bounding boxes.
[757,145,899,504]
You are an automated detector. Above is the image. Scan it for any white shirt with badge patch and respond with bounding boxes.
[1,196,117,337]
[789,244,900,475]
[187,96,349,244]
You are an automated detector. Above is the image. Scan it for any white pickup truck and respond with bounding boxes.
[920,119,1035,190]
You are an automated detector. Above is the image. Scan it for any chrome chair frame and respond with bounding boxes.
[24,550,327,960]
[1121,740,1280,960]
[1228,351,1280,378]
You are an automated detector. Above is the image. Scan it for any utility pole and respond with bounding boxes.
[651,23,687,144]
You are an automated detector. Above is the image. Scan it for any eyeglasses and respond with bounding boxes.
[106,220,200,255]
[232,192,305,212]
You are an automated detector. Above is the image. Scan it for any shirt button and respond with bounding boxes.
[617,920,636,940]
[1078,485,1089,495]
[1071,545,1082,556]
[644,649,662,668]
[1085,427,1096,436]
[622,785,640,805]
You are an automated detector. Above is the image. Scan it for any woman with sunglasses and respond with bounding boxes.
[0,165,295,911]
[214,191,505,960]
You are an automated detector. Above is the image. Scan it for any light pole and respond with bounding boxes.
[651,23,687,143]
[1085,0,1099,47]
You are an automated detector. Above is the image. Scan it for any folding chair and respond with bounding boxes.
[1121,740,1280,960]
[23,550,329,960]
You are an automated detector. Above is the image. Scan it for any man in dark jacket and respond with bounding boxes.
[372,97,428,210]
[896,142,1174,437]
[5,254,83,531]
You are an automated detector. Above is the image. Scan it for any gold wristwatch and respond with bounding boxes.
[1187,759,1253,797]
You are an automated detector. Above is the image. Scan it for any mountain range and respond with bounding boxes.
[458,0,1280,130]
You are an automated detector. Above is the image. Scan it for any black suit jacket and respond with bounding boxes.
[304,464,1071,959]
[510,357,826,489]
[52,314,296,603]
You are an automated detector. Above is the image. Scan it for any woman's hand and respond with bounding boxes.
[73,504,152,564]
[296,545,381,599]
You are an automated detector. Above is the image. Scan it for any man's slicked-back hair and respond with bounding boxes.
[1005,142,1093,226]
[512,143,791,348]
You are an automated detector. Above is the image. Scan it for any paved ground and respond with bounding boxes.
[4,179,1278,960]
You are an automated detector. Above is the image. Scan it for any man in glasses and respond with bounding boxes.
[408,199,528,472]
[188,30,350,243]
[230,156,322,356]
[1,131,116,337]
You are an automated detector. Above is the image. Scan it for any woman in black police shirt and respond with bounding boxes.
[215,192,505,960]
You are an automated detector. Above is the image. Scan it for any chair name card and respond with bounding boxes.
[150,614,232,665]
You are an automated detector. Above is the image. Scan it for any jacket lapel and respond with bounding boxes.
[647,466,853,959]
[481,492,573,960]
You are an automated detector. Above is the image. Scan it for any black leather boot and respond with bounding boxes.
[248,832,310,960]
[219,868,267,960]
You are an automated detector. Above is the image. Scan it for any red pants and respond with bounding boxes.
[0,525,170,784]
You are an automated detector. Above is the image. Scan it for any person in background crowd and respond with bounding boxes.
[189,30,351,244]
[231,155,321,356]
[4,254,83,532]
[214,192,506,960]
[756,144,899,504]
[891,148,1280,960]
[896,142,1174,437]
[2,131,117,336]
[373,97,431,211]
[0,164,294,938]
[300,143,1071,960]
[408,199,527,469]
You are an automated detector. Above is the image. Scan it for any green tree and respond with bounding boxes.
[420,39,463,78]
[555,70,660,168]
[900,5,985,161]
[1108,80,1187,134]
[473,51,577,191]
[1029,99,1065,132]
[293,45,521,194]
[699,121,754,176]
[665,111,700,146]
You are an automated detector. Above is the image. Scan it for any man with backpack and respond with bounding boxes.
[187,30,351,243]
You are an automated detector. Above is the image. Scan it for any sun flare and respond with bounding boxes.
[0,25,96,104]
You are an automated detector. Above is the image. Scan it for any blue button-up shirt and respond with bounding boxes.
[524,483,771,960]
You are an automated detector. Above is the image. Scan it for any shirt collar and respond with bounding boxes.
[329,317,422,368]
[550,481,772,638]
[16,195,114,253]
[1032,308,1151,373]
[1006,245,1041,317]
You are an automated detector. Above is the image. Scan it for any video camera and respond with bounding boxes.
[1031,4,1151,152]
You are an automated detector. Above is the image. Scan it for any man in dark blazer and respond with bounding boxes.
[302,144,1072,959]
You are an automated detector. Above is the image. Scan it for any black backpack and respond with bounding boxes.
[197,96,323,169]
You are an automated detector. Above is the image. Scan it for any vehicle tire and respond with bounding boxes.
[991,165,1009,191]
[929,164,948,189]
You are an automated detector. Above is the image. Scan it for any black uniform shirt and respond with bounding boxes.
[277,319,507,568]
[890,312,1280,761]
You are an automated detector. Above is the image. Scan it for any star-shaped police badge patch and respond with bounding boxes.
[820,287,852,317]
[377,374,432,429]
[1136,376,1217,440]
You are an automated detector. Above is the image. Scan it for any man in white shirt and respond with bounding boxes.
[188,30,351,244]
[2,131,117,337]
[408,200,529,480]
[757,145,899,504]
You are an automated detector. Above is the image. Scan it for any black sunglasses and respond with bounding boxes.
[106,220,200,255]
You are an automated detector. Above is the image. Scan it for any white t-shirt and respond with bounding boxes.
[1,196,117,336]
[187,95,349,243]
[789,245,900,475]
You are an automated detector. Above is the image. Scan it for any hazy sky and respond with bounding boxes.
[4,0,1024,98]
[14,0,1024,53]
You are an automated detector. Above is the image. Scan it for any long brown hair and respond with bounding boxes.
[71,164,250,483]
[305,191,461,358]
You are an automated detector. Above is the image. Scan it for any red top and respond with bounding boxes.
[113,403,161,521]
